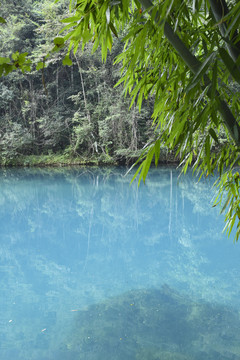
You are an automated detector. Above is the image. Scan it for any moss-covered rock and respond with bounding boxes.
[65,285,240,359]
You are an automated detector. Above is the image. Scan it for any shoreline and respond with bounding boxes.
[0,153,180,168]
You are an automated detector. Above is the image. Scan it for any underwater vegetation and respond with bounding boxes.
[63,285,240,360]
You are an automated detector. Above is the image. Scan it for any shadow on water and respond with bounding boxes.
[61,285,240,360]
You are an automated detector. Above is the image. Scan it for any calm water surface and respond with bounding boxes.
[0,167,240,360]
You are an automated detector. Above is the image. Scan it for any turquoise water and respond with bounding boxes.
[0,166,240,359]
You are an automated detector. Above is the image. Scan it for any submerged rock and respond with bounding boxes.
[65,285,240,360]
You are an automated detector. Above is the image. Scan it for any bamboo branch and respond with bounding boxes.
[209,0,240,63]
[138,0,240,146]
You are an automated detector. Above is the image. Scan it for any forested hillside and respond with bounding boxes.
[0,0,158,166]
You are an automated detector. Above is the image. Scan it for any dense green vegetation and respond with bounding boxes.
[0,0,158,166]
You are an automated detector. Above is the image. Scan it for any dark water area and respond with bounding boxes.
[0,166,240,359]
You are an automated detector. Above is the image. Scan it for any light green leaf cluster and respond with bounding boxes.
[0,51,31,76]
[0,13,32,75]
[56,0,136,62]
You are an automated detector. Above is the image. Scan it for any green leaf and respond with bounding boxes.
[192,0,198,13]
[133,0,141,9]
[219,47,240,85]
[54,37,65,46]
[18,53,28,63]
[209,128,219,143]
[141,145,155,184]
[130,162,144,185]
[3,63,14,75]
[36,62,44,70]
[0,16,6,23]
[186,52,215,92]
[225,10,240,38]
[82,30,92,43]
[11,51,19,61]
[210,60,218,99]
[61,16,80,23]
[22,64,31,73]
[0,57,10,65]
[62,55,73,66]
[106,7,111,24]
[109,22,118,38]
[59,23,77,34]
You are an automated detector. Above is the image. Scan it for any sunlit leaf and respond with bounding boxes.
[36,62,44,70]
[54,37,65,46]
[11,51,19,61]
[0,57,10,65]
[141,145,155,183]
[61,16,80,23]
[106,7,111,24]
[62,55,73,66]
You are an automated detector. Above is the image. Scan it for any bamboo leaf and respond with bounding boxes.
[130,162,144,185]
[225,10,240,38]
[106,7,111,24]
[82,30,92,43]
[192,0,199,13]
[61,16,80,23]
[209,128,219,143]
[59,23,75,34]
[186,52,215,92]
[219,47,240,85]
[220,195,231,215]
[210,60,218,99]
[109,22,118,38]
[142,145,155,183]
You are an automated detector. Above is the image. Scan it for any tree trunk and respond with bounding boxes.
[56,66,59,106]
[74,54,91,125]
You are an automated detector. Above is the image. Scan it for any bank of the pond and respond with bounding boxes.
[0,151,179,167]
[0,154,116,167]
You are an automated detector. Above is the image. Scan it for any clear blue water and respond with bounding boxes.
[0,166,240,360]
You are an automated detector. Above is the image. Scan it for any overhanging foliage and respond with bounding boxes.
[55,0,240,240]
